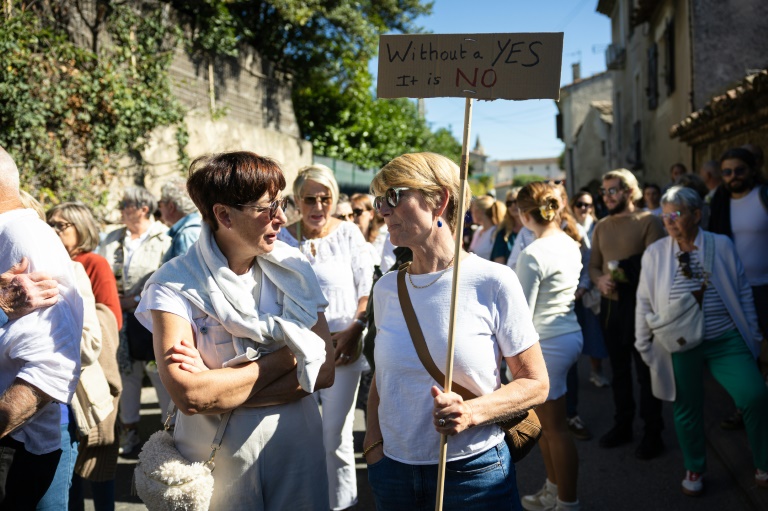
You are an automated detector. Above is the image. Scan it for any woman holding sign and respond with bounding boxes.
[364,152,549,510]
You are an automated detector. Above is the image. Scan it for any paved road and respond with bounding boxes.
[93,356,766,510]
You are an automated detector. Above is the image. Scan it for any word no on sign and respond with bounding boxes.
[378,33,564,101]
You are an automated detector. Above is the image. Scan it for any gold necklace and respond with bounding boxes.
[407,256,455,289]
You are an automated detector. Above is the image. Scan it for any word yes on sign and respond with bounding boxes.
[378,33,564,100]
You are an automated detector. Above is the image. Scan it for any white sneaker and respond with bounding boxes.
[589,371,610,388]
[118,428,141,455]
[681,470,704,496]
[522,481,557,511]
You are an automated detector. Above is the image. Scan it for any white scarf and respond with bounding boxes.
[145,224,329,393]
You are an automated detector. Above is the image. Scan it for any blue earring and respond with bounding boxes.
[437,219,443,228]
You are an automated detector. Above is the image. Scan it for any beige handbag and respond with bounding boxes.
[396,264,542,463]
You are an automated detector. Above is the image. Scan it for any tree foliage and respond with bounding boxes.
[171,0,460,169]
[0,1,186,215]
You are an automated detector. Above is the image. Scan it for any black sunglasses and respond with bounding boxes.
[352,208,365,217]
[545,180,563,185]
[48,220,73,233]
[302,195,333,207]
[373,187,411,211]
[505,199,517,207]
[237,197,289,219]
[574,201,593,209]
[721,166,749,178]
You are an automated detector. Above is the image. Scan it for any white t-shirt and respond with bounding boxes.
[515,231,582,340]
[469,225,497,260]
[136,263,287,349]
[506,227,536,271]
[373,254,539,464]
[0,209,83,455]
[278,222,374,332]
[730,186,768,286]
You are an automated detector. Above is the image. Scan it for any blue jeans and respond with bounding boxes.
[36,420,78,510]
[368,442,522,511]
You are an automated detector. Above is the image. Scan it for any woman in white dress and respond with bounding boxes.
[468,195,505,260]
[136,152,335,510]
[277,164,375,511]
[515,182,584,511]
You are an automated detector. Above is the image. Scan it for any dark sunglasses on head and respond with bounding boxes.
[677,251,693,279]
[721,166,749,178]
[237,197,289,219]
[599,187,622,197]
[373,187,411,212]
[505,199,517,207]
[545,180,563,185]
[574,201,593,209]
[302,195,333,207]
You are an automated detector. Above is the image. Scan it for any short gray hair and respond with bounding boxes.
[160,176,197,216]
[122,186,157,218]
[661,185,703,213]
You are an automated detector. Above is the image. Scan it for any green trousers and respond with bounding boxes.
[672,329,768,473]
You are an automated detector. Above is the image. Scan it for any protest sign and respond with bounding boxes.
[378,32,563,100]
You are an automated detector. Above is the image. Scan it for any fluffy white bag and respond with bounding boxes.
[133,429,215,511]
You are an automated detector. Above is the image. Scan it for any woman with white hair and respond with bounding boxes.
[636,185,768,496]
[278,164,374,510]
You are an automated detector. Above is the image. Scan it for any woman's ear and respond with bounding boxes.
[213,204,232,230]
[435,187,450,216]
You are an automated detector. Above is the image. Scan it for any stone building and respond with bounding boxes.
[555,66,613,194]
[492,157,564,199]
[596,0,768,185]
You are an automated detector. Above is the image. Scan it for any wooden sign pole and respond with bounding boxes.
[435,96,473,511]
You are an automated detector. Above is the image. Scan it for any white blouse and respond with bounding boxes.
[278,222,374,332]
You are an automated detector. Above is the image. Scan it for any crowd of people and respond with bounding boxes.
[0,141,766,511]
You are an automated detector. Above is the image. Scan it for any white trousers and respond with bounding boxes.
[119,360,172,425]
[315,358,366,510]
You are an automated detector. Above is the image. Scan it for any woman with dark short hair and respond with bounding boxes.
[135,151,335,510]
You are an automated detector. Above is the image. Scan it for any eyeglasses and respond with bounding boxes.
[237,197,289,219]
[48,221,73,233]
[574,201,593,209]
[721,166,749,178]
[677,251,693,279]
[660,210,683,222]
[545,180,563,185]
[373,187,411,212]
[505,199,517,207]
[599,187,622,197]
[335,212,354,221]
[352,208,365,217]
[301,195,333,207]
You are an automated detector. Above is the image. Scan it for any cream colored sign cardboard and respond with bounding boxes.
[378,33,563,100]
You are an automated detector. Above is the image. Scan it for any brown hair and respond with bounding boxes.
[350,193,384,243]
[517,182,559,224]
[555,184,583,245]
[187,152,286,231]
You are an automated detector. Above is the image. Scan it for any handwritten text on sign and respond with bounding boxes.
[377,33,563,100]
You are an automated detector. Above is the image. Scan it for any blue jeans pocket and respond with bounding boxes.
[445,447,502,475]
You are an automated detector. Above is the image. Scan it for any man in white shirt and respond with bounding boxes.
[709,146,768,429]
[0,147,84,508]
